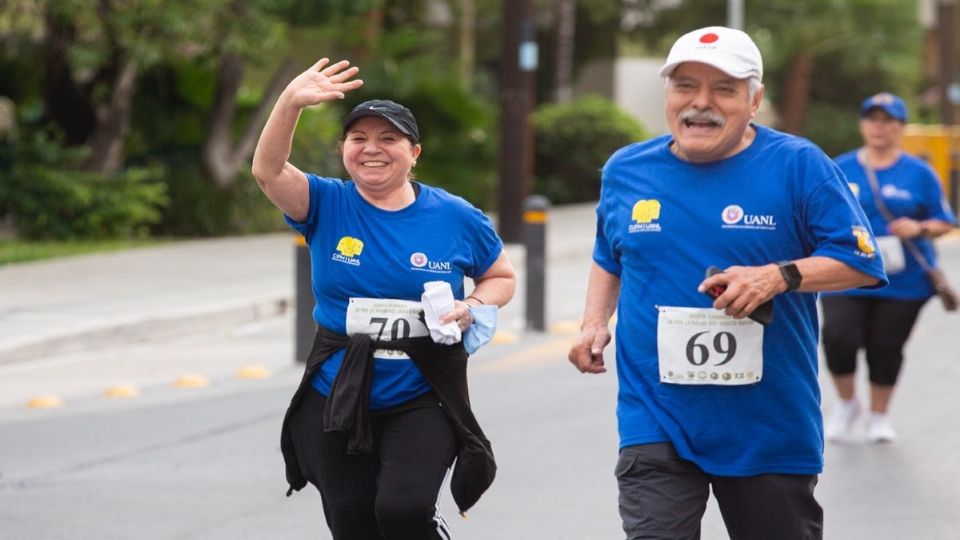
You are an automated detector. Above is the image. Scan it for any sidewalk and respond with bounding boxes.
[2,202,957,366]
[0,203,599,365]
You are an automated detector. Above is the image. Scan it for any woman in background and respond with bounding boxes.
[822,92,957,443]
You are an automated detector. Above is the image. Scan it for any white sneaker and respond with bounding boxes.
[825,399,861,441]
[867,412,897,443]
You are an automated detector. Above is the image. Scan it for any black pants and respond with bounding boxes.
[290,389,457,540]
[821,295,927,385]
[616,443,822,540]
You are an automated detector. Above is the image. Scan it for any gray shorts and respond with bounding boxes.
[616,443,822,540]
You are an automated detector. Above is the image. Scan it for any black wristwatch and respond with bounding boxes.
[777,261,802,292]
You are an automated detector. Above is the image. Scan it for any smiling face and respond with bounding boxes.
[341,116,422,195]
[665,62,763,163]
[859,109,904,153]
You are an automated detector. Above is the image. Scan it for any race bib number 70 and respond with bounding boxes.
[656,306,764,385]
[346,298,429,359]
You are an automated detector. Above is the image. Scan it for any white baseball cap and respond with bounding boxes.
[658,26,763,81]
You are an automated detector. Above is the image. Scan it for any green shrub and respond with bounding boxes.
[3,134,168,240]
[6,164,168,240]
[152,158,286,237]
[533,95,649,204]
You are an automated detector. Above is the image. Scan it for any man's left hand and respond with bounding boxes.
[698,264,783,319]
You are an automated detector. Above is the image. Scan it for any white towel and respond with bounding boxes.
[421,281,461,345]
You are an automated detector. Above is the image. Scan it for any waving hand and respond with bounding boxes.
[283,58,364,109]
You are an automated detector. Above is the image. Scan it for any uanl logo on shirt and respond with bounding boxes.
[880,184,912,201]
[720,204,777,231]
[629,199,662,233]
[410,252,453,274]
[852,226,877,258]
[332,236,364,266]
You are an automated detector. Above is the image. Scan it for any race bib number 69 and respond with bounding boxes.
[656,306,764,385]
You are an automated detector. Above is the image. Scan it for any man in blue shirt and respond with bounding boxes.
[567,26,887,540]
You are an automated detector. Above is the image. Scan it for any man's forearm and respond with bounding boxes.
[580,262,621,330]
[793,256,880,292]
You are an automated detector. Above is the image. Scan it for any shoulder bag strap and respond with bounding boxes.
[859,150,935,272]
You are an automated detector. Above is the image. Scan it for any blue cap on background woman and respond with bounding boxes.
[860,92,907,123]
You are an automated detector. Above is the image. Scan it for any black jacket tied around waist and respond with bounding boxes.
[280,326,496,514]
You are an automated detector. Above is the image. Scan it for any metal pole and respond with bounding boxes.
[938,0,957,125]
[727,0,745,30]
[524,195,550,331]
[497,0,536,243]
[295,235,314,363]
[951,152,960,213]
[0,97,14,174]
[554,0,577,103]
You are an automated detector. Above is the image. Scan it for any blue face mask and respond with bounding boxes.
[463,305,498,354]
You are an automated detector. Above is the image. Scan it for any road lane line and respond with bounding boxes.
[472,336,574,374]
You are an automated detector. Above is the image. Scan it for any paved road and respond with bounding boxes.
[4,308,959,539]
[1,202,959,539]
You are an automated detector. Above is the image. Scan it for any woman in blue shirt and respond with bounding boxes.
[252,58,516,540]
[822,93,957,443]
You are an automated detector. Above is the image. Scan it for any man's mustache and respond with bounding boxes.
[678,109,725,126]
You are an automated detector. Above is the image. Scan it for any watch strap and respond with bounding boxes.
[777,261,802,292]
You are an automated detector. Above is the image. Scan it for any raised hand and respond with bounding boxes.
[282,58,364,109]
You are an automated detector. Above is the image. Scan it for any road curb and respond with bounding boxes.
[0,296,290,366]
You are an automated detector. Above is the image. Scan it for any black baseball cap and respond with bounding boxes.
[342,99,420,143]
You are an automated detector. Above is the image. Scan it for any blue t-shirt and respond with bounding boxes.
[593,125,887,476]
[825,151,957,300]
[286,175,503,409]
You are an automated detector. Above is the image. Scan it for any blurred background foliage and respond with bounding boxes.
[0,0,931,241]
[533,95,648,204]
[621,0,924,156]
[3,131,167,240]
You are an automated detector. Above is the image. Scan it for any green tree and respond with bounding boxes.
[619,0,922,148]
[533,95,649,203]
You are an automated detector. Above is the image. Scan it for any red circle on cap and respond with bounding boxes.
[700,33,719,43]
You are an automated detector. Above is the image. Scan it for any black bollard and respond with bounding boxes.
[951,152,959,214]
[295,235,314,363]
[524,195,550,332]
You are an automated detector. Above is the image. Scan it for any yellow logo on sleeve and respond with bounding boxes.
[852,226,876,257]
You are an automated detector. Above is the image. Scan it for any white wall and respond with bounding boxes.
[614,58,670,135]
[572,57,669,136]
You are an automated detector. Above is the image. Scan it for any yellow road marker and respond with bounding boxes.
[473,336,574,374]
[237,365,272,380]
[549,320,581,334]
[26,394,63,409]
[174,373,210,388]
[104,385,140,398]
[490,330,518,345]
